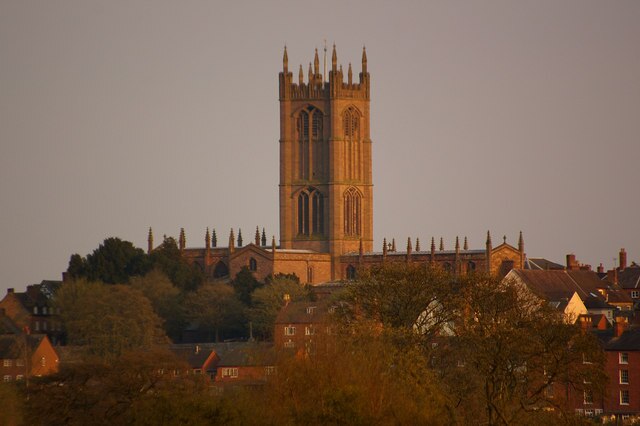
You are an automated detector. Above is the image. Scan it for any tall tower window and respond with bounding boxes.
[344,187,361,236]
[343,107,361,180]
[297,106,324,180]
[298,187,324,236]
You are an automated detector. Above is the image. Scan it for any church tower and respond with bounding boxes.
[279,45,373,278]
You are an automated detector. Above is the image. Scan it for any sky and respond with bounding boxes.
[1,1,639,293]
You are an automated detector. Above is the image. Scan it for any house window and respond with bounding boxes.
[284,326,296,336]
[284,340,295,348]
[620,352,629,364]
[583,390,593,405]
[621,389,630,405]
[595,409,603,416]
[306,306,316,315]
[16,375,24,381]
[307,266,314,283]
[33,306,38,314]
[34,321,40,331]
[193,369,202,374]
[632,291,639,299]
[584,409,594,417]
[305,326,315,336]
[265,366,276,376]
[620,369,629,384]
[43,307,47,315]
[249,258,257,272]
[43,321,47,331]
[3,375,11,382]
[3,359,12,367]
[40,357,46,367]
[221,368,239,378]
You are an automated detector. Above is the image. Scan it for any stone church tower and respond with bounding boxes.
[278,45,373,278]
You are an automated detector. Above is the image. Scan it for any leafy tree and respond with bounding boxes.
[231,266,262,306]
[129,269,186,342]
[347,263,457,338]
[184,283,245,342]
[241,327,452,425]
[249,274,309,339]
[66,237,150,284]
[149,237,204,291]
[435,274,606,425]
[25,348,237,426]
[54,279,167,359]
[0,382,24,426]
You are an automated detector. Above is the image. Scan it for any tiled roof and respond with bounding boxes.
[618,266,640,290]
[214,342,275,367]
[525,258,565,270]
[275,298,336,324]
[0,334,46,359]
[605,327,640,351]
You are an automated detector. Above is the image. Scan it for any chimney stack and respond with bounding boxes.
[614,316,628,337]
[619,248,627,271]
[607,268,619,285]
[597,263,604,274]
[566,254,578,271]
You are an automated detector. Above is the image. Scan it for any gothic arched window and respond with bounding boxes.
[342,106,361,180]
[213,261,229,278]
[343,187,361,237]
[346,265,357,280]
[297,106,324,180]
[249,258,258,272]
[467,261,476,272]
[298,187,324,236]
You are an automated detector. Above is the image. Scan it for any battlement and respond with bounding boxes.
[279,45,369,101]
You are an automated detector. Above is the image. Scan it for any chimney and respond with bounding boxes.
[579,315,592,331]
[619,248,627,271]
[614,316,628,338]
[7,288,14,294]
[566,254,578,271]
[607,269,619,285]
[597,263,604,274]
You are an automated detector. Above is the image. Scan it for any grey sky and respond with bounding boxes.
[1,1,639,293]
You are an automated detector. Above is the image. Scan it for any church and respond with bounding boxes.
[147,46,525,284]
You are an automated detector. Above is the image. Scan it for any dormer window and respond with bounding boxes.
[306,306,316,315]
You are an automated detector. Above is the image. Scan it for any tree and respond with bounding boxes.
[25,348,237,426]
[0,382,24,426]
[231,267,262,306]
[249,274,310,339]
[129,269,186,342]
[66,237,150,284]
[435,274,606,425]
[54,279,167,359]
[184,283,245,342]
[149,237,204,291]
[239,327,452,425]
[347,263,457,338]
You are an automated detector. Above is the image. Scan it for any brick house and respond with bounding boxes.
[274,296,339,353]
[0,281,64,345]
[212,343,276,388]
[1,333,59,382]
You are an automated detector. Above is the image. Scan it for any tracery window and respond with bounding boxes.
[343,107,361,180]
[298,187,324,236]
[296,106,324,180]
[343,187,361,236]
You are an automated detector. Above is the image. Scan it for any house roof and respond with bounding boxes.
[618,265,640,290]
[214,342,275,367]
[510,269,631,306]
[605,327,640,351]
[0,334,47,359]
[275,298,335,324]
[524,258,565,270]
[169,344,217,369]
[0,313,22,334]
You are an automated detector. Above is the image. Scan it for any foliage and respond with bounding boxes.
[239,327,452,425]
[347,263,457,337]
[149,237,204,291]
[0,382,24,426]
[25,348,237,426]
[184,282,246,342]
[54,279,167,359]
[435,274,607,425]
[66,237,151,284]
[249,274,310,339]
[231,266,262,306]
[129,269,186,342]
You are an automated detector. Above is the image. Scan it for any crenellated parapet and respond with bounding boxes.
[279,45,370,101]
